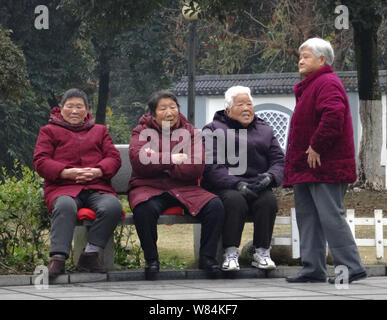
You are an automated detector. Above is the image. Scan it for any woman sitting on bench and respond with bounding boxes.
[128,90,225,278]
[33,88,123,279]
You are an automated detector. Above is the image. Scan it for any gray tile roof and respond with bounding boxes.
[174,70,387,96]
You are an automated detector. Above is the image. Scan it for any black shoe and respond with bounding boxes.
[198,256,220,272]
[145,260,160,272]
[328,271,367,284]
[286,274,326,283]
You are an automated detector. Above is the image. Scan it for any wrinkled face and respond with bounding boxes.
[226,93,254,127]
[298,47,326,77]
[153,98,179,128]
[60,97,88,125]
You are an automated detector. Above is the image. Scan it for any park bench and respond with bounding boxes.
[73,144,252,270]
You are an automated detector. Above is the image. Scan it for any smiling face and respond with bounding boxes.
[298,47,326,78]
[60,97,88,125]
[225,93,254,127]
[153,97,179,128]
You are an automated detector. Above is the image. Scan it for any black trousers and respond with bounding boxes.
[215,189,278,249]
[133,193,225,263]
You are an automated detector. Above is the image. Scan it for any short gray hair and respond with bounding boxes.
[224,86,253,109]
[299,38,334,66]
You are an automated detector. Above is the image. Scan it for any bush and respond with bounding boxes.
[0,160,50,273]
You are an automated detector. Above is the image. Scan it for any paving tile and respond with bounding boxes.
[240,289,332,299]
[0,275,31,286]
[346,294,387,300]
[69,272,107,283]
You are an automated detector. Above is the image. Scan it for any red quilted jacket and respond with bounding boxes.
[283,65,357,187]
[33,107,121,211]
[128,113,216,216]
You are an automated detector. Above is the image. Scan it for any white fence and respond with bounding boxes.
[272,208,386,259]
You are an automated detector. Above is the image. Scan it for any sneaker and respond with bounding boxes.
[221,249,240,271]
[76,252,107,273]
[252,247,276,270]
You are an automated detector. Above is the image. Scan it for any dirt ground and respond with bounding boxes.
[276,187,387,217]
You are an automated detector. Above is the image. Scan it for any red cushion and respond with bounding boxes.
[77,208,96,221]
[77,208,126,221]
[162,206,184,215]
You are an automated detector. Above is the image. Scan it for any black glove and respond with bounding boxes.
[249,173,273,193]
[236,181,258,201]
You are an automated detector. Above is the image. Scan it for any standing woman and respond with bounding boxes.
[283,38,366,284]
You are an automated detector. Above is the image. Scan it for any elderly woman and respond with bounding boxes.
[201,86,285,271]
[283,38,366,284]
[33,88,123,279]
[128,90,224,277]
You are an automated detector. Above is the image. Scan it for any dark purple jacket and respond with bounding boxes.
[201,110,285,191]
[283,65,357,187]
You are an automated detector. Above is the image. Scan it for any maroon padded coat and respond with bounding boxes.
[33,107,121,211]
[283,65,357,187]
[128,113,216,216]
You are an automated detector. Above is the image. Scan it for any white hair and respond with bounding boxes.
[224,86,253,109]
[299,37,335,66]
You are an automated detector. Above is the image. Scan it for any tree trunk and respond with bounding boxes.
[352,6,384,190]
[95,52,110,125]
[357,100,384,190]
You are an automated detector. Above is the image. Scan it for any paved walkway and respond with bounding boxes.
[1,276,387,301]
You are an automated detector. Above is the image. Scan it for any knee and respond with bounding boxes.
[220,190,247,208]
[96,195,123,220]
[133,199,161,223]
[200,197,225,222]
[52,196,78,220]
[253,191,278,214]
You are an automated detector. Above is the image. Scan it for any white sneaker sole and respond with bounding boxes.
[221,266,240,271]
[251,261,276,270]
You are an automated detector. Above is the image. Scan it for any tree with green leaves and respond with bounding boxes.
[60,0,169,124]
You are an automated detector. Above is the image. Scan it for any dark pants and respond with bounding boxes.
[133,193,225,263]
[215,189,278,249]
[50,190,123,258]
[294,183,365,279]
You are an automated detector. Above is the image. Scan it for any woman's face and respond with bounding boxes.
[298,47,326,77]
[60,97,88,125]
[153,98,179,128]
[225,93,255,127]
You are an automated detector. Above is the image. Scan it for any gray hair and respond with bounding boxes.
[299,38,334,66]
[224,86,253,109]
[60,88,90,108]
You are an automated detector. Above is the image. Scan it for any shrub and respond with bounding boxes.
[0,160,50,273]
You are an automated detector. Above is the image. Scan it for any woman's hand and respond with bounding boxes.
[305,146,321,169]
[60,167,103,183]
[171,153,188,165]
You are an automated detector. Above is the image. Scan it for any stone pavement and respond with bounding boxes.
[0,265,386,301]
[2,276,387,301]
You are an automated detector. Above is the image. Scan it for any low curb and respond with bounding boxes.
[0,265,386,287]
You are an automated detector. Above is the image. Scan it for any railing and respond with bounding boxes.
[272,209,386,259]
